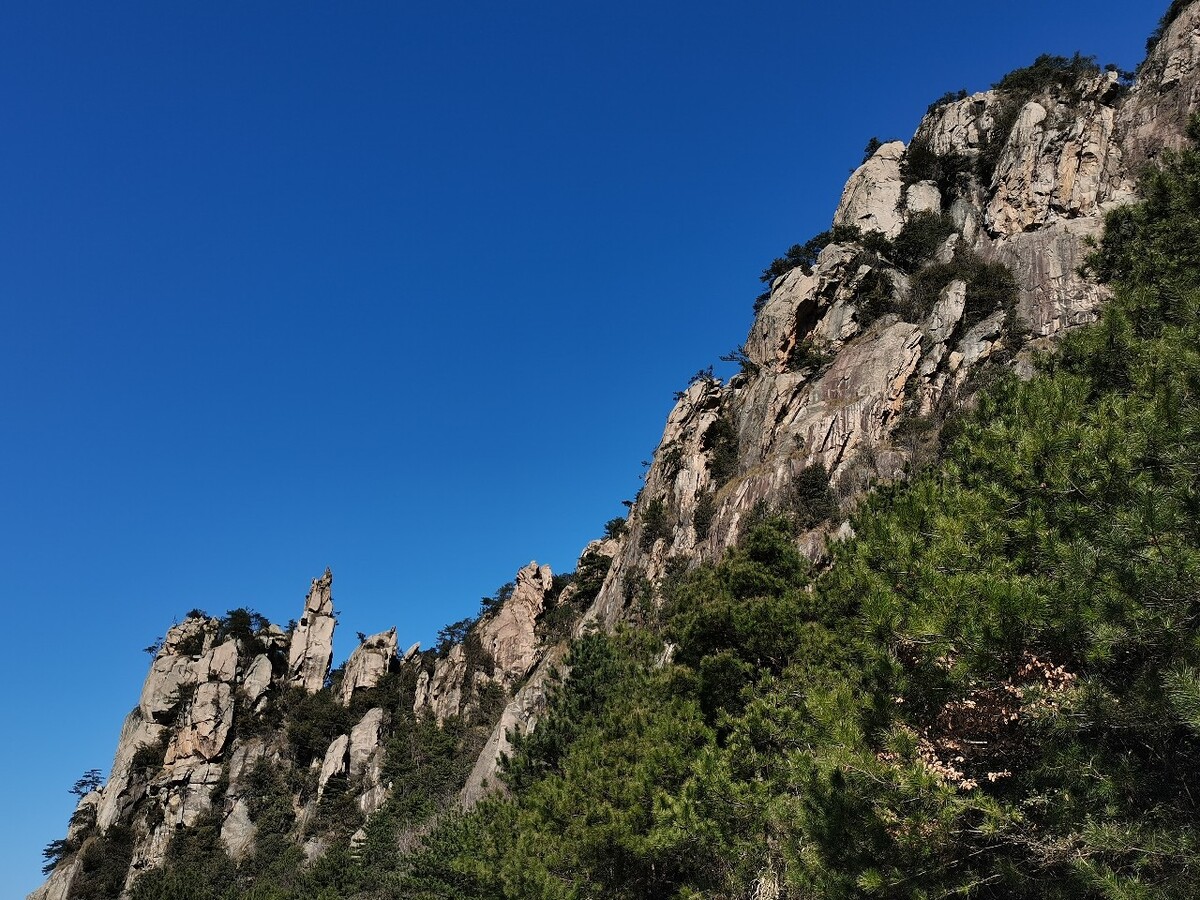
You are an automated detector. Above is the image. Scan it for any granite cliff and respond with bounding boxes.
[32,4,1200,897]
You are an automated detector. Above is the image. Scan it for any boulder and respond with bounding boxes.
[339,628,397,705]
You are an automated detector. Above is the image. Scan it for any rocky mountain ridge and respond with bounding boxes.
[32,4,1200,897]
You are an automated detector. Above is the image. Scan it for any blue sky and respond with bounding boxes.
[1,1,1167,895]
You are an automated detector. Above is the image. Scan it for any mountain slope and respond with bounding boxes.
[31,3,1200,898]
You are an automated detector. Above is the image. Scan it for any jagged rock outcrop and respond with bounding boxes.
[465,0,1200,806]
[339,628,397,705]
[835,140,907,237]
[414,560,555,723]
[479,562,552,684]
[32,571,343,898]
[1112,2,1200,178]
[164,681,234,764]
[33,7,1200,896]
[287,568,336,693]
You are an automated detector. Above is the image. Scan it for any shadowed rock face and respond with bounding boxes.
[30,8,1200,898]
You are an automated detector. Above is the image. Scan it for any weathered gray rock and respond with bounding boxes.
[834,140,907,238]
[414,643,467,723]
[479,562,551,684]
[349,707,384,780]
[220,737,269,859]
[287,569,336,694]
[165,682,234,764]
[339,628,397,705]
[139,619,212,722]
[27,854,82,900]
[905,180,942,215]
[985,86,1119,236]
[349,707,389,817]
[917,92,997,156]
[241,654,273,709]
[318,734,350,799]
[925,280,967,347]
[96,708,165,831]
[1111,3,1200,183]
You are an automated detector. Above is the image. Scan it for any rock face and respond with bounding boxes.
[455,4,1200,800]
[479,562,552,685]
[165,681,234,764]
[33,571,351,898]
[287,568,336,693]
[32,8,1200,897]
[835,140,907,237]
[339,628,397,705]
[414,560,555,724]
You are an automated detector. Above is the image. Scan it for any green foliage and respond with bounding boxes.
[753,225,898,316]
[1086,118,1200,295]
[603,516,627,539]
[850,260,898,326]
[891,210,957,272]
[435,617,474,657]
[278,686,352,768]
[175,628,206,657]
[854,237,1012,328]
[701,413,739,486]
[68,825,134,900]
[785,337,833,373]
[993,52,1100,98]
[41,838,74,877]
[693,492,717,540]
[719,344,760,378]
[787,462,837,530]
[537,573,586,643]
[217,608,271,653]
[926,88,967,116]
[907,246,1018,329]
[572,546,612,605]
[861,136,883,164]
[754,225,867,314]
[70,769,103,798]
[382,709,493,824]
[638,496,672,551]
[900,138,971,201]
[131,735,168,774]
[979,53,1102,186]
[478,581,514,617]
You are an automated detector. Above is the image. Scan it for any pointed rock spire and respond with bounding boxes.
[286,568,336,693]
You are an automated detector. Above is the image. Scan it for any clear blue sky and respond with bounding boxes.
[1,1,1166,895]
